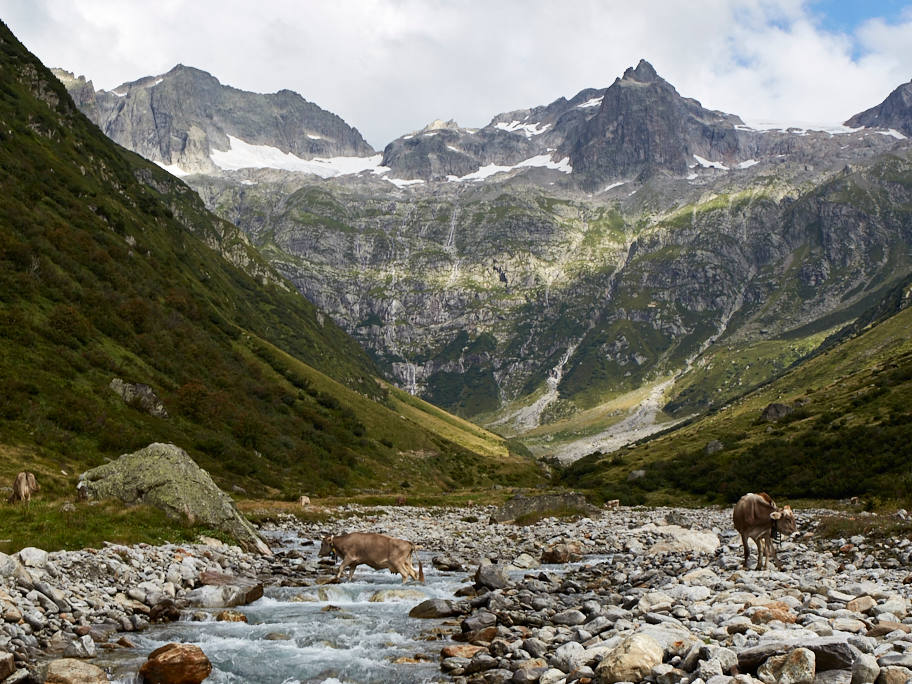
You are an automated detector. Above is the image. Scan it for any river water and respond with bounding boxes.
[102,538,465,684]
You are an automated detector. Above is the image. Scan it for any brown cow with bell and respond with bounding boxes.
[319,532,424,583]
[733,492,797,570]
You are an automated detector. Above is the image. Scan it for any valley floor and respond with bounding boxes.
[2,502,911,682]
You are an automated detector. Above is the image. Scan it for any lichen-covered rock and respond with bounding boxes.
[758,647,816,684]
[489,493,597,523]
[78,443,271,555]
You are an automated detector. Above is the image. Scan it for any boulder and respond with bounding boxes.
[185,584,262,609]
[44,658,108,683]
[705,439,724,454]
[876,666,912,684]
[369,589,427,602]
[408,599,460,618]
[739,637,857,672]
[78,443,271,555]
[109,377,168,417]
[541,542,584,564]
[595,633,663,683]
[215,610,247,622]
[638,523,720,554]
[0,552,18,577]
[758,648,816,684]
[17,547,48,568]
[760,402,794,422]
[0,652,14,681]
[489,493,598,523]
[138,643,212,684]
[475,563,510,590]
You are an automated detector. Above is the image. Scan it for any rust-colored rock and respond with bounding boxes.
[751,601,797,625]
[216,609,247,623]
[441,644,485,658]
[138,642,212,684]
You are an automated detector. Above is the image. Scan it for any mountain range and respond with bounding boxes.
[36,32,912,470]
[0,20,542,500]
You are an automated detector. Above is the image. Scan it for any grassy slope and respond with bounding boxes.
[0,21,544,516]
[562,282,912,506]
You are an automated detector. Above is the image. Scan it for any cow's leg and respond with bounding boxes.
[347,562,358,582]
[758,536,770,570]
[752,537,764,570]
[740,533,750,568]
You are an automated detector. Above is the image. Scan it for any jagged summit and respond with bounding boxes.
[54,63,374,174]
[422,119,460,132]
[622,59,660,83]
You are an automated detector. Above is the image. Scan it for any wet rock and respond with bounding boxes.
[138,642,212,684]
[215,610,247,622]
[432,555,465,572]
[369,589,427,603]
[442,644,485,659]
[409,599,460,618]
[185,583,261,609]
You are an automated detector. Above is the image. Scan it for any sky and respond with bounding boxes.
[2,0,911,149]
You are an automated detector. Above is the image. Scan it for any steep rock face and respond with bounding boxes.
[51,66,374,174]
[567,60,746,184]
[194,149,912,421]
[845,80,912,137]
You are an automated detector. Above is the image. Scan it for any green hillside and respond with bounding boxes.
[0,21,543,500]
[562,276,912,505]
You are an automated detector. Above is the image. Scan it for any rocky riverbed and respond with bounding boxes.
[1,503,912,683]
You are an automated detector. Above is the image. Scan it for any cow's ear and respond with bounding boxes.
[770,511,782,520]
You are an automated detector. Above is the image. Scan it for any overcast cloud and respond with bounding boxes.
[2,0,911,148]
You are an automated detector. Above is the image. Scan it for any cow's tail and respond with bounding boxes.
[410,543,425,583]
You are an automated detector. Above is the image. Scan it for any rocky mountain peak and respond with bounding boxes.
[845,79,912,137]
[423,119,460,132]
[622,59,660,84]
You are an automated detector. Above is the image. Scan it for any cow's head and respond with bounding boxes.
[770,506,797,535]
[318,535,334,557]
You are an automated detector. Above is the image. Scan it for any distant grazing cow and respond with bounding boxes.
[732,492,796,570]
[319,532,424,583]
[7,472,39,505]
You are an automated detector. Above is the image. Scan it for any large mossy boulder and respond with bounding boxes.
[489,492,598,524]
[79,443,271,555]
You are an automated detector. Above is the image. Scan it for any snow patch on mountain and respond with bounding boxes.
[577,96,604,108]
[454,154,572,182]
[692,154,728,171]
[210,135,384,177]
[494,120,551,137]
[155,160,190,177]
